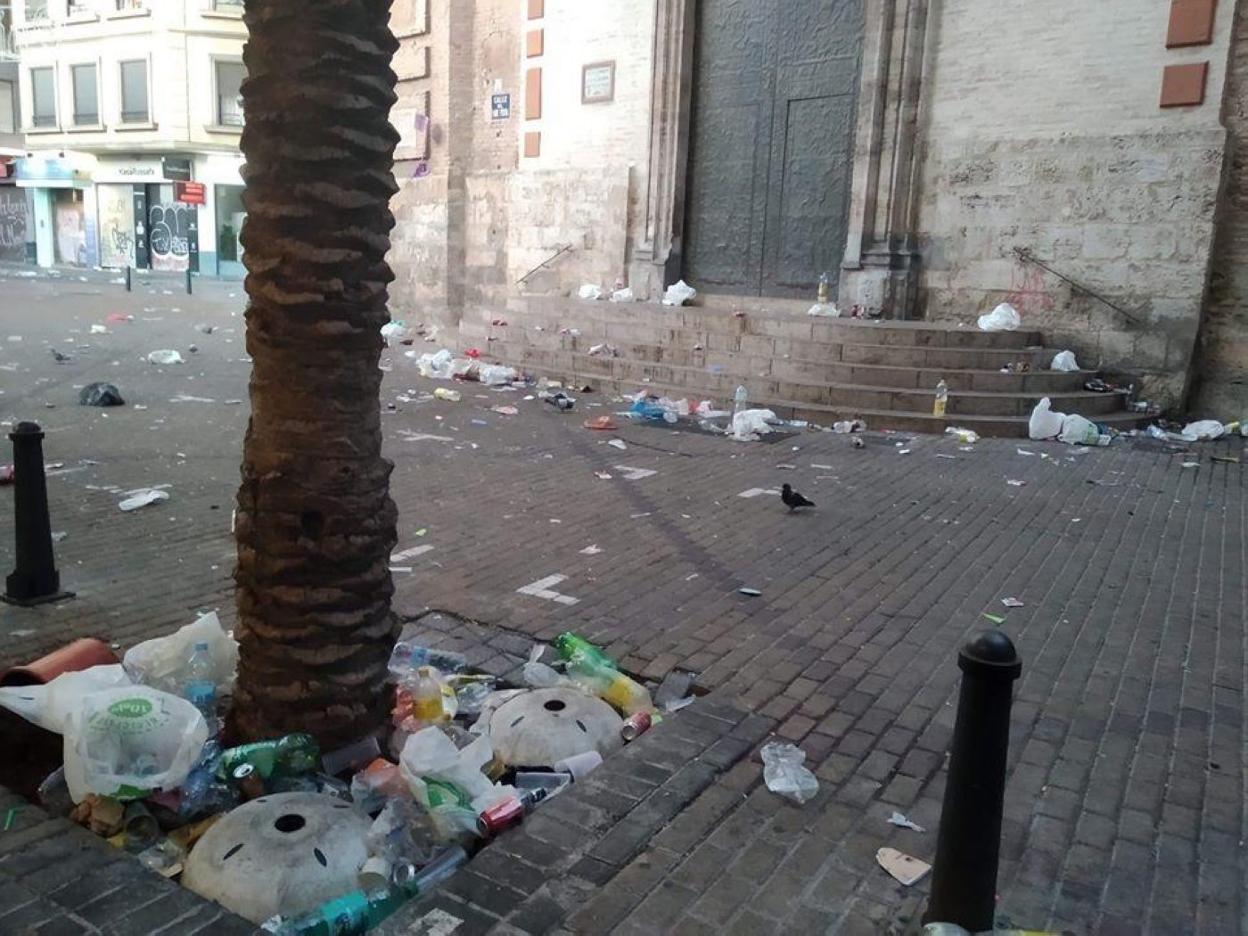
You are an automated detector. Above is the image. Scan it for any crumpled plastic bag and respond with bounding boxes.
[610,287,635,303]
[1059,413,1100,446]
[1028,397,1065,440]
[761,742,819,804]
[1181,420,1225,441]
[123,612,238,696]
[399,727,514,841]
[977,303,1021,332]
[416,349,455,380]
[63,686,209,803]
[146,350,184,365]
[807,303,841,318]
[380,321,407,339]
[477,364,518,386]
[662,280,697,306]
[522,645,566,689]
[79,382,125,407]
[1050,350,1079,372]
[578,284,603,301]
[0,664,131,734]
[731,408,778,442]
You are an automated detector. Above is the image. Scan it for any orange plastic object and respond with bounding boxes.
[0,638,119,687]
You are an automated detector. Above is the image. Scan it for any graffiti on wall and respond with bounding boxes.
[0,189,28,263]
[149,202,191,272]
[98,185,135,269]
[54,200,86,266]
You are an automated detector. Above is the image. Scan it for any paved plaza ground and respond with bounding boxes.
[0,265,1245,934]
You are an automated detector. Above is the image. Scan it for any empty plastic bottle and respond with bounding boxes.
[183,641,218,732]
[817,271,830,305]
[387,642,467,680]
[552,632,617,670]
[933,379,949,418]
[217,733,320,781]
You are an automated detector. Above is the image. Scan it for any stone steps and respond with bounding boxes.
[455,297,1147,437]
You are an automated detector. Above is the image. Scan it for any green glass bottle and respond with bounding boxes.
[217,733,320,781]
[552,632,617,670]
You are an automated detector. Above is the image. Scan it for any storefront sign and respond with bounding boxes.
[175,181,207,205]
[15,155,83,187]
[491,93,511,119]
[93,159,164,183]
[162,157,193,182]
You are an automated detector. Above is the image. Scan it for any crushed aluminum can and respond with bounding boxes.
[621,712,652,742]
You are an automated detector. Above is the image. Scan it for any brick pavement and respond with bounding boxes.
[1,266,1246,933]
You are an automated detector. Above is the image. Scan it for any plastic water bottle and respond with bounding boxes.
[817,272,830,305]
[933,379,949,418]
[184,642,217,731]
[733,386,748,417]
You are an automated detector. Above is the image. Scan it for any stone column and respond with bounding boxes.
[629,0,696,301]
[840,0,931,319]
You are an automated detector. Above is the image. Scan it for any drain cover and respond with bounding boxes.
[485,686,624,767]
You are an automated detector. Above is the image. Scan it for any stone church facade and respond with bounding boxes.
[385,0,1247,416]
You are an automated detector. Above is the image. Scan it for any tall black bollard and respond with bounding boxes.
[923,630,1021,931]
[3,423,72,606]
[185,268,193,295]
[124,265,132,292]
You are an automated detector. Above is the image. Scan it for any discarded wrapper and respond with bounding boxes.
[876,847,931,886]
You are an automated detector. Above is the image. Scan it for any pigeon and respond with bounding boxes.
[50,349,72,364]
[781,483,815,511]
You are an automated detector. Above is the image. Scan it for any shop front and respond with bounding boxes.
[196,153,246,278]
[93,155,198,273]
[15,152,93,268]
[0,158,30,264]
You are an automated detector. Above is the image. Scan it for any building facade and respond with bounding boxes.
[10,0,246,275]
[386,0,1248,417]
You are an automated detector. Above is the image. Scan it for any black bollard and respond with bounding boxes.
[923,630,1021,931]
[185,268,193,295]
[3,423,73,606]
[124,265,131,292]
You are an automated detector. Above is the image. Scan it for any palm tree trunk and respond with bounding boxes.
[230,0,400,748]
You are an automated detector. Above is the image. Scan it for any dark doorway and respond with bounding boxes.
[682,0,863,299]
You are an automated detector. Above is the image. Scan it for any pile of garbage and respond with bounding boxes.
[620,388,809,441]
[0,616,676,935]
[409,348,519,388]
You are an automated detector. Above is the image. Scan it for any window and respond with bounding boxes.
[71,63,98,125]
[30,66,55,128]
[212,0,242,10]
[0,81,16,135]
[115,0,147,10]
[215,60,244,127]
[25,0,49,22]
[119,59,148,123]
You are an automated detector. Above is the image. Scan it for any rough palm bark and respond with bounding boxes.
[230,0,401,748]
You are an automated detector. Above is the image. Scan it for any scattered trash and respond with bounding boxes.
[662,280,697,307]
[607,439,627,450]
[610,287,635,303]
[1058,413,1100,446]
[982,613,1006,624]
[945,428,979,444]
[851,437,866,449]
[580,545,602,555]
[833,419,867,434]
[876,847,931,886]
[119,489,170,511]
[588,343,618,357]
[738,587,762,597]
[887,811,926,833]
[1182,461,1200,469]
[1211,455,1240,465]
[433,388,461,402]
[1181,420,1225,442]
[146,350,185,365]
[490,405,518,416]
[732,409,779,442]
[760,742,819,804]
[595,471,614,480]
[1028,398,1064,441]
[807,303,840,317]
[1001,597,1025,608]
[583,416,618,431]
[1083,378,1110,393]
[381,322,407,339]
[1006,480,1026,487]
[123,612,239,696]
[541,391,575,411]
[79,382,125,407]
[105,313,131,324]
[578,283,603,301]
[196,323,216,335]
[977,302,1021,332]
[1050,350,1079,372]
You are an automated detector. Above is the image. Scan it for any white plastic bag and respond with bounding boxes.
[477,364,518,386]
[1059,413,1100,446]
[731,408,778,442]
[119,489,169,512]
[662,280,697,307]
[1028,398,1065,440]
[400,727,513,840]
[807,303,841,318]
[380,322,406,339]
[1181,420,1225,441]
[63,686,209,803]
[146,349,184,365]
[577,284,603,301]
[1050,350,1079,372]
[761,742,819,804]
[0,664,131,734]
[415,349,455,380]
[610,287,635,303]
[123,612,239,695]
[977,303,1021,332]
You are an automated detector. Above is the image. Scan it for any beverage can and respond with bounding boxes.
[621,711,652,742]
[477,796,525,837]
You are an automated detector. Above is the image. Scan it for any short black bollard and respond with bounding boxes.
[124,265,131,292]
[3,422,73,606]
[923,630,1021,932]
[185,268,193,295]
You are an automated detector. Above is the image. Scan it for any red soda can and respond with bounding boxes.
[477,796,525,837]
[621,712,652,741]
